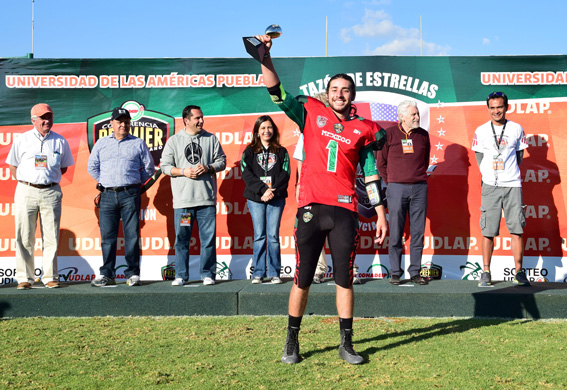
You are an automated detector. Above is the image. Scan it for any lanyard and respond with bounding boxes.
[35,131,51,153]
[262,147,269,176]
[397,122,411,139]
[490,120,507,155]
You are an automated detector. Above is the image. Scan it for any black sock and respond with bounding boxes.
[288,315,302,329]
[339,317,353,330]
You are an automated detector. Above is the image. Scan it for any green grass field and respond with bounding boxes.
[1,316,566,389]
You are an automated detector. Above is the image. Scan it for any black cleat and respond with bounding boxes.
[281,327,300,364]
[338,329,364,365]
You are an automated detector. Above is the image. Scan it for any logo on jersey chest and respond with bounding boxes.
[317,116,328,128]
[334,123,344,134]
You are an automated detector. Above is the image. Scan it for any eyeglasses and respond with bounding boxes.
[488,91,506,99]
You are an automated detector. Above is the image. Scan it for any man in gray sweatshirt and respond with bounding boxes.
[160,105,226,286]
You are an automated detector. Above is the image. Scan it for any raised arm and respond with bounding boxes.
[256,35,280,88]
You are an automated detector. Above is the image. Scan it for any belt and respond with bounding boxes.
[19,181,58,189]
[103,184,140,192]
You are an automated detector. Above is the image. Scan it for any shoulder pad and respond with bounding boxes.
[372,128,387,151]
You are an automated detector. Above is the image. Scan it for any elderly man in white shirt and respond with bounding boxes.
[6,103,74,290]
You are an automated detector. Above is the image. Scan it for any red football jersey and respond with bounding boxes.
[298,97,380,212]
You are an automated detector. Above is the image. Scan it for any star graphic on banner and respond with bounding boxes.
[430,155,439,164]
[293,129,301,137]
[435,142,444,151]
[437,115,445,124]
[437,100,444,109]
[437,128,446,137]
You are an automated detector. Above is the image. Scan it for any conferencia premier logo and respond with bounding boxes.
[420,261,443,281]
[86,100,175,192]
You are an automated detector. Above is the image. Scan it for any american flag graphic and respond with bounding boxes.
[354,102,398,122]
[369,102,398,121]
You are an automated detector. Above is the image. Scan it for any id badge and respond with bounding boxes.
[260,176,272,189]
[401,139,414,154]
[492,155,504,171]
[179,213,192,227]
[35,154,47,169]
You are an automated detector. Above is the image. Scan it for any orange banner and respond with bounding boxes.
[1,100,566,281]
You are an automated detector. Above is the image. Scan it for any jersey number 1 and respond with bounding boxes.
[326,140,338,172]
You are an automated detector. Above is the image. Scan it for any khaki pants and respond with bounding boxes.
[14,183,62,284]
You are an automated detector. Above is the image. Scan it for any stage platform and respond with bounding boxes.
[1,279,567,319]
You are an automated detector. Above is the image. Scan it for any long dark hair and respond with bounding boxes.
[248,115,281,154]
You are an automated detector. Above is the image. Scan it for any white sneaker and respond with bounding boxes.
[126,275,141,286]
[353,276,362,284]
[251,276,263,284]
[172,278,186,286]
[203,277,215,286]
[271,276,282,284]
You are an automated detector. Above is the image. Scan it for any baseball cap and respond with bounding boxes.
[31,103,53,118]
[110,107,131,120]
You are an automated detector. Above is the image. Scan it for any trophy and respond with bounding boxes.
[243,24,282,62]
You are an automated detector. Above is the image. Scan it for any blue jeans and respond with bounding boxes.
[247,198,285,278]
[386,182,428,278]
[174,206,217,280]
[98,186,141,279]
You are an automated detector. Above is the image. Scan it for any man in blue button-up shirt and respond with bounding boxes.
[87,107,155,287]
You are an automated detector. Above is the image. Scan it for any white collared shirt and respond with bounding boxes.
[6,128,74,185]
